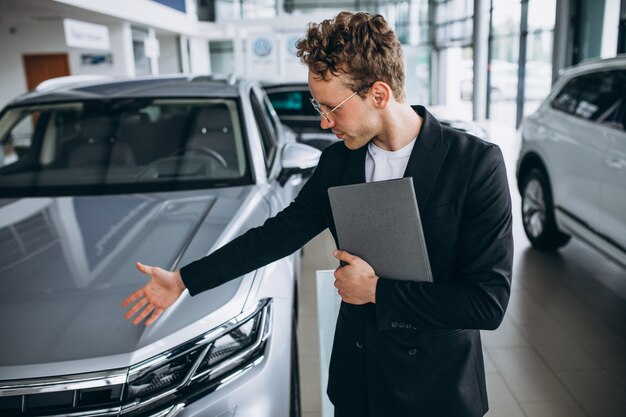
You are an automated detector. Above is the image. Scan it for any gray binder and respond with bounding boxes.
[328,177,433,282]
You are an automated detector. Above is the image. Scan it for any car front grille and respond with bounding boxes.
[0,369,126,417]
[0,386,123,416]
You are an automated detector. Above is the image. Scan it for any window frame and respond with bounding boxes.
[249,90,279,173]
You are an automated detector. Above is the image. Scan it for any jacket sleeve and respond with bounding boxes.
[180,152,329,296]
[375,144,513,331]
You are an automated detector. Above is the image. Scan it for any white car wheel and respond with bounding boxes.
[521,168,571,251]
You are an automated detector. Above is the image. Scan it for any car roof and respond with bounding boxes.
[558,54,626,79]
[8,75,246,107]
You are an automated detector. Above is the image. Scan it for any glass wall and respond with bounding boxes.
[404,46,433,105]
[573,0,606,63]
[524,0,555,117]
[488,0,520,126]
[282,0,429,46]
[209,41,235,75]
[433,0,473,117]
[242,0,276,18]
[404,0,432,104]
[487,0,556,126]
[132,27,152,76]
[280,0,433,104]
[197,0,276,21]
[434,0,474,47]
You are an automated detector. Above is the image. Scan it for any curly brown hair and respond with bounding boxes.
[296,11,405,100]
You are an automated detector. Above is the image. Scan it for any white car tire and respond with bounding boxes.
[521,168,571,251]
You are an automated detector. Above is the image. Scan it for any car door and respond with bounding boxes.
[595,69,626,250]
[545,72,605,227]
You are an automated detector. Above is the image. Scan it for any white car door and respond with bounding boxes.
[596,81,626,251]
[601,127,626,250]
[546,74,605,228]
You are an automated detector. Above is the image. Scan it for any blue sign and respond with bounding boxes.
[151,0,185,13]
[287,35,300,56]
[253,37,272,58]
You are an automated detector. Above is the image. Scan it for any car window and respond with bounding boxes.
[0,111,41,169]
[594,70,626,131]
[0,99,252,197]
[551,70,626,128]
[249,91,277,171]
[267,90,318,117]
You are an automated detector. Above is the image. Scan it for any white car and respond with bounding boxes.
[516,56,626,269]
[0,75,320,417]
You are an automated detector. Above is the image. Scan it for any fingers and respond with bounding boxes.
[145,308,165,326]
[333,249,357,264]
[123,262,166,326]
[136,261,154,275]
[122,288,145,307]
[122,290,165,326]
[124,297,148,320]
[133,303,156,325]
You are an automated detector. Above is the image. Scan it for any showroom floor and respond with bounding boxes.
[296,118,626,417]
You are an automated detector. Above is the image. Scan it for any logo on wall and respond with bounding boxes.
[287,35,300,56]
[253,37,272,58]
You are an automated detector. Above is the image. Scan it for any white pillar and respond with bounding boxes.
[120,22,136,77]
[179,35,191,73]
[189,36,210,74]
[147,27,160,75]
[472,0,489,121]
[234,33,246,77]
[601,0,621,57]
[185,0,198,19]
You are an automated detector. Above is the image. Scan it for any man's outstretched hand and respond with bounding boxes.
[122,262,186,326]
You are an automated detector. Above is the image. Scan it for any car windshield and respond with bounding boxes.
[0,98,252,197]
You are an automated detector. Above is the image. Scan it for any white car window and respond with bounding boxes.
[552,70,626,129]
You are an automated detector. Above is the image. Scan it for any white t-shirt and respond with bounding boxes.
[365,138,417,183]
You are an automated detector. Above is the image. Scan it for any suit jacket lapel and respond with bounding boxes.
[404,106,450,211]
[341,145,367,185]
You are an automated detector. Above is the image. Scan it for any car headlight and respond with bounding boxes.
[122,299,272,415]
[192,307,263,380]
[126,348,202,400]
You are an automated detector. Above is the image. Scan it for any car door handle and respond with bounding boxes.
[604,156,626,169]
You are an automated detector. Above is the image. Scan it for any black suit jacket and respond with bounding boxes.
[181,106,513,417]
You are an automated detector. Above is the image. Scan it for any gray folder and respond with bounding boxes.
[328,177,433,282]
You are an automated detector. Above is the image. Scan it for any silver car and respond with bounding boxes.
[0,75,321,416]
[516,56,626,269]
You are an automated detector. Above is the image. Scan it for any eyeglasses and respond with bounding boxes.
[309,89,362,123]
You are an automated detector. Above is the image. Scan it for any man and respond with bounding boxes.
[123,11,513,417]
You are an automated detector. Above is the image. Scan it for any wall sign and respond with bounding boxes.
[80,53,113,66]
[246,34,278,80]
[64,19,110,51]
[253,37,273,58]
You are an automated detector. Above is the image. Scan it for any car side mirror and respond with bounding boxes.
[279,143,321,186]
[297,133,339,151]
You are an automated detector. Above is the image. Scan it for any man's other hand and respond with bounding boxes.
[333,250,378,305]
[122,262,186,326]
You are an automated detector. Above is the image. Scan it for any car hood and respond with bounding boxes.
[0,186,265,378]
